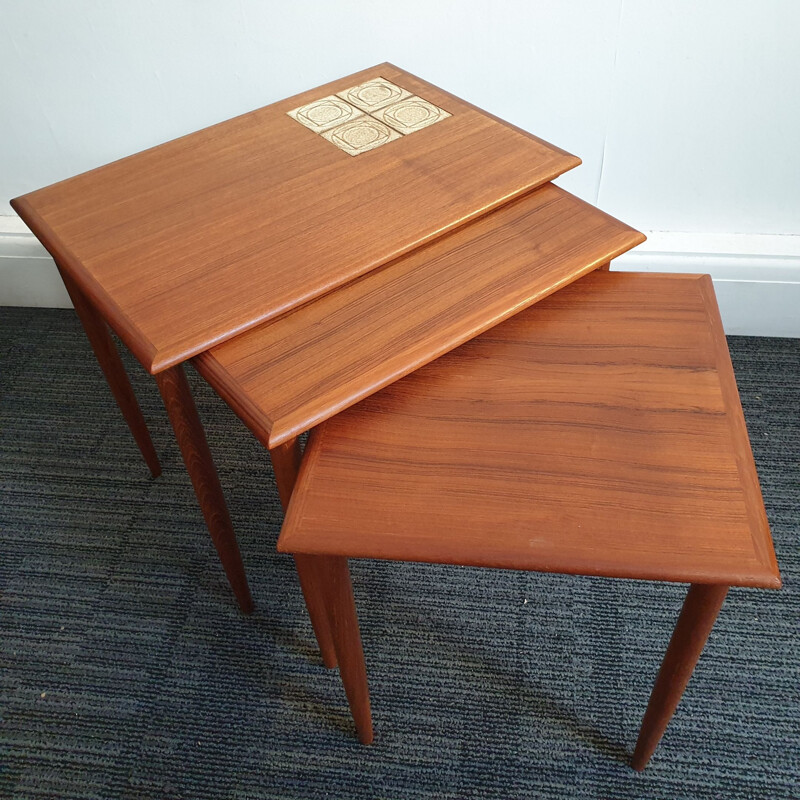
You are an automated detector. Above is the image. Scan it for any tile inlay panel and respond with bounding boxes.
[337,78,412,112]
[320,117,402,156]
[373,96,451,134]
[288,77,450,155]
[287,95,364,133]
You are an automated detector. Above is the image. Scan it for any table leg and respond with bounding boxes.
[631,583,729,770]
[597,261,611,271]
[270,437,303,509]
[270,438,337,669]
[305,554,373,744]
[59,269,161,478]
[155,365,254,614]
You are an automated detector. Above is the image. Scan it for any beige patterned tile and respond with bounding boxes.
[336,78,412,113]
[320,117,402,156]
[287,95,363,133]
[372,96,450,134]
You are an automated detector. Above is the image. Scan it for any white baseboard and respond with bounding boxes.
[612,232,800,337]
[0,215,71,307]
[2,217,799,337]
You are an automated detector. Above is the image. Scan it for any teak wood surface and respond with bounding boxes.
[11,63,579,374]
[194,184,644,448]
[279,272,780,590]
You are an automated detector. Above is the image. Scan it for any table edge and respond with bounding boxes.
[698,273,782,587]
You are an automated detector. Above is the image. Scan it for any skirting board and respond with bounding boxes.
[612,232,800,338]
[1,218,799,337]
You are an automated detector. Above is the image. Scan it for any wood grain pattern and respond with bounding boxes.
[631,583,729,770]
[279,272,780,590]
[155,366,254,614]
[195,184,644,448]
[11,63,579,374]
[59,267,161,477]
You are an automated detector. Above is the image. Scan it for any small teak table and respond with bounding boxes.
[10,64,582,613]
[277,271,781,769]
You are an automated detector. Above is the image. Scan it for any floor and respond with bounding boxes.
[1,307,798,799]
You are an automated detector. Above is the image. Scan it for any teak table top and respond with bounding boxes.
[195,184,644,447]
[11,63,579,374]
[279,272,780,590]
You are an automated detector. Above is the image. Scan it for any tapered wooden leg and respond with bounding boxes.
[59,269,161,478]
[631,583,729,770]
[270,437,303,510]
[293,554,338,669]
[597,261,611,271]
[270,439,337,669]
[304,554,373,744]
[155,365,254,614]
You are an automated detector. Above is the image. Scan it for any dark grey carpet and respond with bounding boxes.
[1,306,798,800]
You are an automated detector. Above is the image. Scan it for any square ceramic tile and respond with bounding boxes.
[287,95,363,133]
[320,117,402,156]
[336,78,412,113]
[372,96,451,135]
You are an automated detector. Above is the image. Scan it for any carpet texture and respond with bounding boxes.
[1,307,798,799]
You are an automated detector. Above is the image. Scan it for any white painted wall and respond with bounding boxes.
[1,0,798,334]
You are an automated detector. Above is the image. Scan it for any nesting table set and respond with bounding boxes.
[12,64,780,771]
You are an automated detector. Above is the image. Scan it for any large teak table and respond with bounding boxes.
[11,64,587,614]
